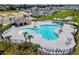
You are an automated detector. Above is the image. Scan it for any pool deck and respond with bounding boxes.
[2,21,77,53]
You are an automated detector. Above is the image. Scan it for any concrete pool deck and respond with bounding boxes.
[2,21,77,54]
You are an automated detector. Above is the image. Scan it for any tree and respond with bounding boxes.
[9,18,12,24]
[59,23,63,32]
[28,35,33,46]
[33,18,38,28]
[8,14,14,25]
[9,6,16,10]
[32,44,40,55]
[23,14,27,18]
[22,32,28,42]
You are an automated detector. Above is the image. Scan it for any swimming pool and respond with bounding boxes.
[23,23,61,40]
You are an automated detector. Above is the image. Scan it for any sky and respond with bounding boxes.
[0,0,79,4]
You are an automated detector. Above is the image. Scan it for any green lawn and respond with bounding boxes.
[0,41,4,50]
[0,41,38,55]
[0,41,14,55]
[38,10,79,25]
[72,31,79,55]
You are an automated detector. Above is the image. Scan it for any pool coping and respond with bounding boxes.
[2,21,78,54]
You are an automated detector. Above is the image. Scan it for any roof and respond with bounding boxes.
[19,12,30,16]
[15,18,29,23]
[64,16,73,20]
[53,18,64,21]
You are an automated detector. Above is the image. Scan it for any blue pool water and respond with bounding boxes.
[23,23,61,40]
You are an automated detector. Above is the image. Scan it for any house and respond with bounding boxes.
[13,18,31,27]
[64,16,73,21]
[53,18,64,21]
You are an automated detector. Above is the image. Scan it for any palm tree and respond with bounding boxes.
[13,17,15,20]
[59,23,63,32]
[32,44,40,55]
[23,14,27,18]
[28,35,33,46]
[22,32,28,42]
[9,18,12,24]
[33,18,38,28]
[8,14,14,24]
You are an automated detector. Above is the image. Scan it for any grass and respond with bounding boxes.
[40,10,73,19]
[38,10,79,25]
[0,41,39,55]
[0,24,11,35]
[4,45,17,55]
[72,31,79,55]
[0,11,21,17]
[0,41,4,50]
[0,41,15,55]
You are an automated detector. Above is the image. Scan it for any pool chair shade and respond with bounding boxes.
[24,22,27,25]
[19,23,23,26]
[12,23,18,27]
